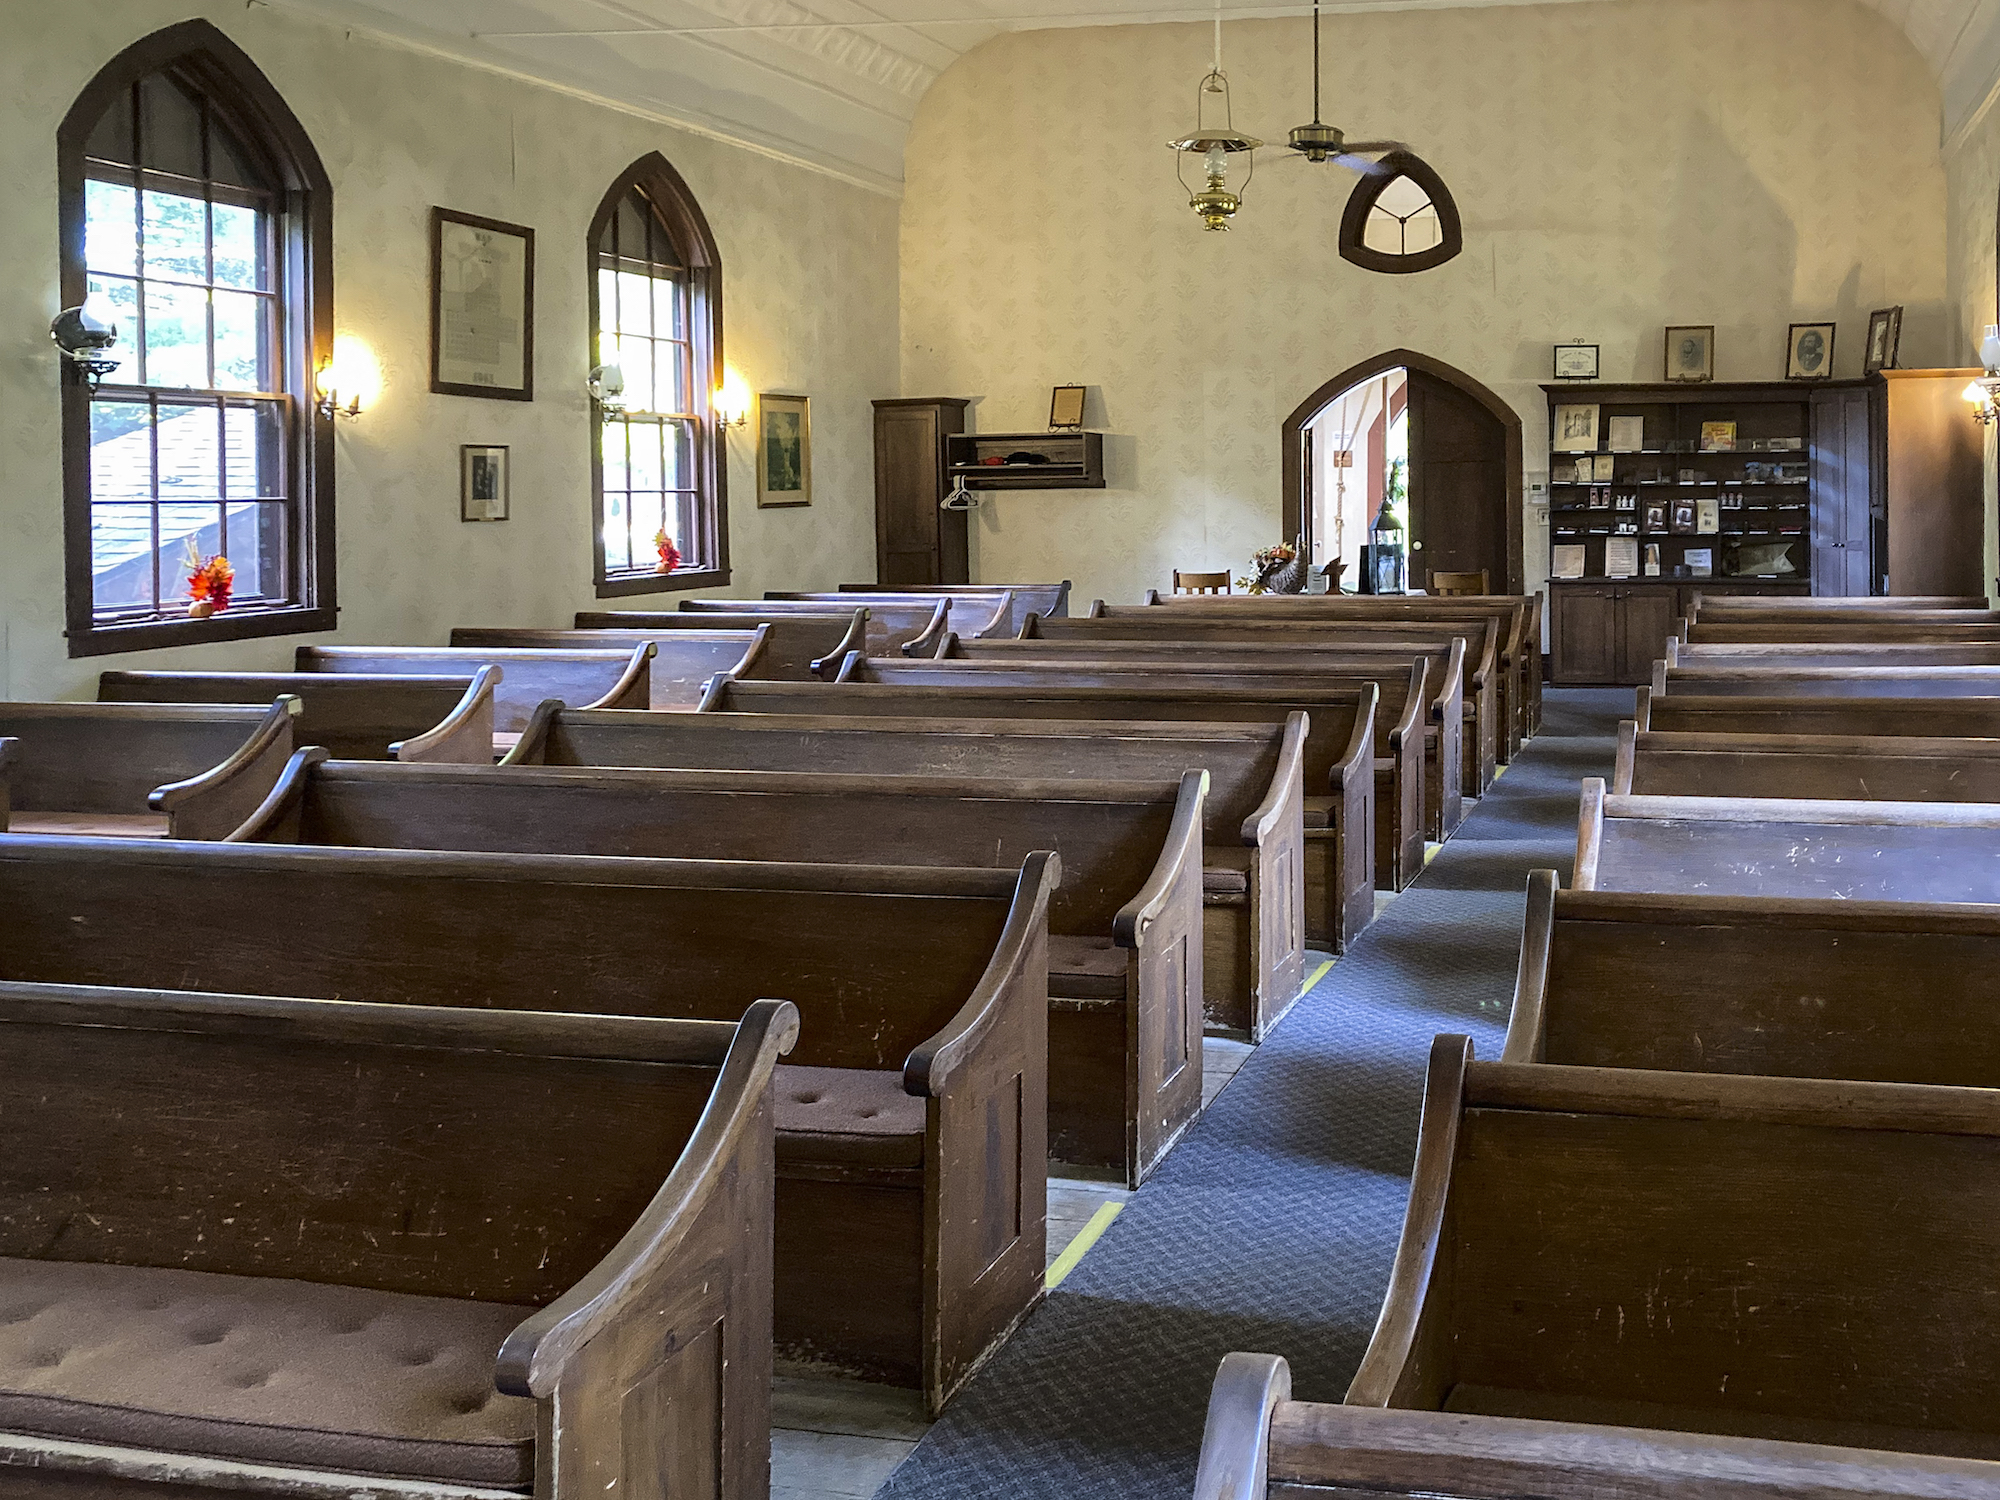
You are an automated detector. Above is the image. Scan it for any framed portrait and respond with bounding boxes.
[1049,385,1087,430]
[460,445,509,522]
[757,393,812,508]
[430,208,535,401]
[1665,326,1714,383]
[1553,343,1600,381]
[1864,306,1903,375]
[1786,322,1836,381]
[1553,403,1600,452]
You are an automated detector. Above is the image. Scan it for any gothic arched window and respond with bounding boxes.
[1338,152,1463,276]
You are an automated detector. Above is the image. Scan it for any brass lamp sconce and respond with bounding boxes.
[51,305,121,391]
[586,363,626,423]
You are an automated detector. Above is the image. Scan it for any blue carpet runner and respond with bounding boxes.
[878,686,1628,1499]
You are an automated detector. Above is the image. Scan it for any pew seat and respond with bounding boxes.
[776,1066,925,1166]
[2,810,169,837]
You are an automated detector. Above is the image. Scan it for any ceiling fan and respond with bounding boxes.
[1278,0,1404,174]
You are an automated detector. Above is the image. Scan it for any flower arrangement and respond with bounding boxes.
[1237,541,1304,595]
[653,529,682,575]
[184,543,235,618]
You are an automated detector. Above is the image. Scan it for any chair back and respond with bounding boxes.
[1174,570,1231,595]
[1430,569,1490,597]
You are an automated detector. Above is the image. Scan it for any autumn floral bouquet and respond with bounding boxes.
[653,529,682,574]
[184,542,235,618]
[1238,541,1307,595]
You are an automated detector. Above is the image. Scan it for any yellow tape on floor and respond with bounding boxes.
[1302,958,1335,993]
[1046,1201,1123,1289]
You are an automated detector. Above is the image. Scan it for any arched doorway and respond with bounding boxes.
[1282,349,1523,594]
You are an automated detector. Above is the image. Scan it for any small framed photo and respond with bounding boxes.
[1665,326,1714,383]
[1553,403,1600,452]
[430,208,535,401]
[1553,343,1600,381]
[460,445,510,521]
[1864,306,1903,375]
[757,393,812,508]
[1049,384,1087,430]
[1786,322,1837,381]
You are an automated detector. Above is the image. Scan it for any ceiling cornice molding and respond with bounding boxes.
[651,0,943,98]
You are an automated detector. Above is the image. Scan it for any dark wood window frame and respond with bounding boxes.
[1337,151,1463,276]
[58,19,335,659]
[587,152,729,598]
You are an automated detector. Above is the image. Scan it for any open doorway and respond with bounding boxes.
[1282,349,1523,594]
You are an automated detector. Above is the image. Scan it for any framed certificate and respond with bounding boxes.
[431,208,535,401]
[1553,343,1599,381]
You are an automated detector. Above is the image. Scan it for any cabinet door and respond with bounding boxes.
[1553,588,1620,684]
[1810,386,1873,596]
[875,405,943,585]
[1618,587,1680,685]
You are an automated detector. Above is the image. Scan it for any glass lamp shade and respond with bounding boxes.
[1983,325,2000,374]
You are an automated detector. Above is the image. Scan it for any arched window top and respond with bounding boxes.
[1339,151,1463,276]
[58,20,334,658]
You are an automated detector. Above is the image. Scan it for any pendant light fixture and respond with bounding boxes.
[1168,0,1262,231]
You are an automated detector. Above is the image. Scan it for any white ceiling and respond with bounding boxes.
[267,0,2000,193]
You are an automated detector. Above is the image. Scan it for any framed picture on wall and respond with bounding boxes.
[431,208,535,400]
[1049,385,1087,430]
[460,445,510,521]
[1665,326,1715,383]
[1864,307,1903,375]
[1786,322,1836,381]
[757,393,812,508]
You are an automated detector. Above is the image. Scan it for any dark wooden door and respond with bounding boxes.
[1618,586,1679,684]
[1553,586,1620,684]
[1406,368,1509,590]
[1810,385,1873,597]
[873,399,969,585]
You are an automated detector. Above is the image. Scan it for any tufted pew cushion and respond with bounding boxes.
[0,1257,536,1487]
[775,1064,925,1170]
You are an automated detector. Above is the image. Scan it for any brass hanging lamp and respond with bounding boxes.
[1168,0,1261,231]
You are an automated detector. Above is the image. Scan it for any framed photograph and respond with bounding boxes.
[1049,385,1087,430]
[1643,499,1667,532]
[1591,454,1616,482]
[1670,499,1697,534]
[431,208,535,401]
[1665,325,1715,383]
[1864,306,1903,375]
[1786,322,1837,381]
[460,445,510,522]
[757,393,812,508]
[1553,403,1600,452]
[1608,416,1646,452]
[1553,343,1600,381]
[1700,421,1737,452]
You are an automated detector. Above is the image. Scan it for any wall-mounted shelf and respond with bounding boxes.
[945,431,1106,489]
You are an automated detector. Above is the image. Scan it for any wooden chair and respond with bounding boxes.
[1175,570,1232,595]
[1428,569,1489,596]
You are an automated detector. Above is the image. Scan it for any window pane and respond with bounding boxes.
[629,492,667,562]
[596,267,619,338]
[616,335,655,413]
[85,179,139,277]
[616,272,653,338]
[222,501,281,600]
[1362,206,1405,257]
[601,491,632,572]
[157,502,225,602]
[211,201,263,290]
[154,403,222,504]
[657,341,690,415]
[601,421,630,493]
[664,418,694,489]
[1374,175,1432,218]
[89,275,140,368]
[138,74,205,180]
[143,281,208,388]
[90,400,153,504]
[1404,207,1443,255]
[224,402,285,498]
[212,289,265,390]
[91,504,158,611]
[629,421,663,491]
[652,276,684,341]
[141,188,207,282]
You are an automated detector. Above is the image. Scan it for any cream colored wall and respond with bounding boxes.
[899,0,1948,607]
[0,1,899,701]
[1945,98,2000,597]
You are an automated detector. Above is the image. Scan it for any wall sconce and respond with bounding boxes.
[315,337,377,421]
[1969,325,2000,428]
[51,304,121,391]
[587,363,625,423]
[715,368,751,430]
[316,361,363,420]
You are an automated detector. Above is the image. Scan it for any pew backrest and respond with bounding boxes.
[1666,640,2000,669]
[1612,721,2000,801]
[769,589,1017,640]
[450,625,765,702]
[838,581,1072,631]
[1635,686,2000,739]
[1656,663,2000,699]
[1683,617,2000,645]
[298,644,652,731]
[683,596,950,656]
[571,609,867,678]
[98,668,498,762]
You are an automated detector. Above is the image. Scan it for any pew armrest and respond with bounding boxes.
[1113,771,1207,949]
[581,643,655,712]
[148,697,300,840]
[225,746,331,842]
[1386,662,1428,757]
[0,736,13,832]
[1193,1353,1292,1500]
[1245,713,1309,849]
[809,610,870,679]
[905,851,1061,1098]
[901,601,951,657]
[1328,684,1380,795]
[1500,870,1557,1063]
[500,699,564,765]
[392,665,501,763]
[496,998,799,1398]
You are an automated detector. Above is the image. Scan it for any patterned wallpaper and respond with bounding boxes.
[1945,98,2000,595]
[900,0,1949,608]
[0,0,899,700]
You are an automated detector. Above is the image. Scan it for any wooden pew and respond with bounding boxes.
[682,596,953,656]
[1654,662,2000,700]
[948,631,1476,828]
[1332,1036,2000,1470]
[1689,592,1989,619]
[839,580,1073,632]
[504,702,1314,1016]
[572,607,867,678]
[1666,639,2000,669]
[0,980,793,1500]
[1635,685,2000,739]
[1506,868,2000,1086]
[449,624,766,701]
[296,643,652,750]
[695,675,1379,1033]
[0,835,1054,1414]
[770,589,1018,642]
[1612,721,2000,801]
[98,667,498,762]
[1019,612,1499,796]
[0,700,297,839]
[1573,777,2000,901]
[238,754,1206,1188]
[829,656,1428,894]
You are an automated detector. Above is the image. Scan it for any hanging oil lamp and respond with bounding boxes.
[1168,4,1261,231]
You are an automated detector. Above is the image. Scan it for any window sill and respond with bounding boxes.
[67,605,338,659]
[595,566,730,600]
